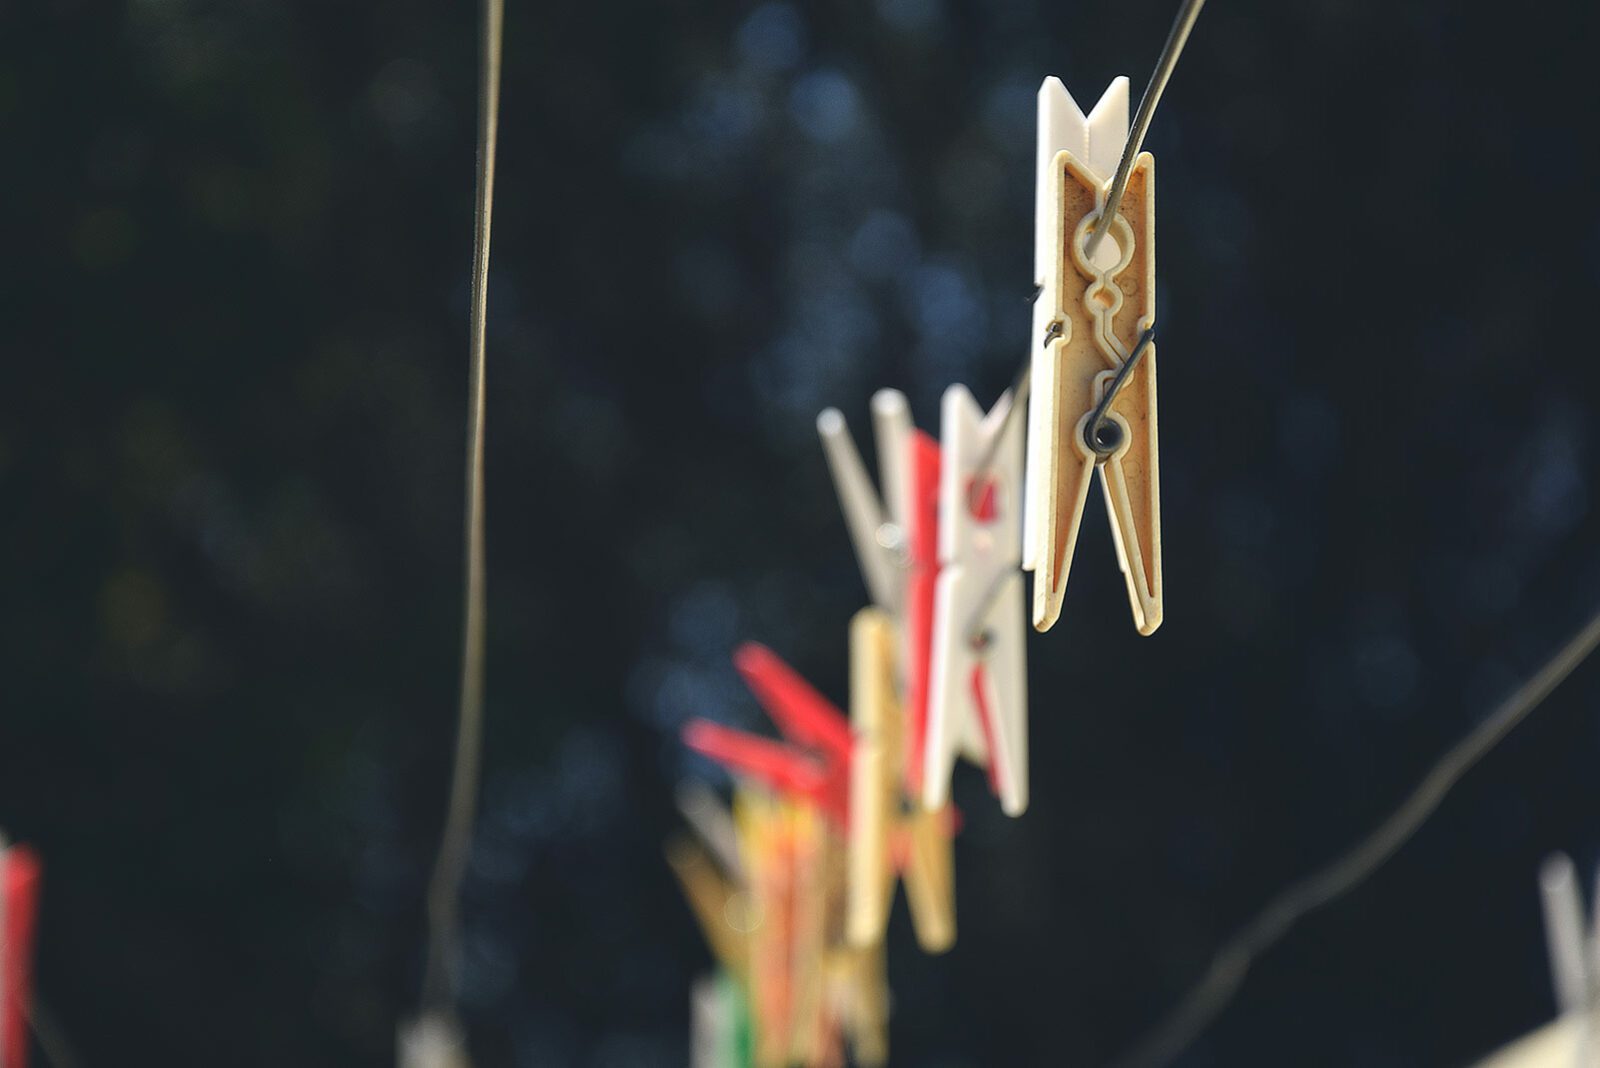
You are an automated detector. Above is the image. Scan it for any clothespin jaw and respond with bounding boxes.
[846,607,897,949]
[816,390,912,616]
[844,605,957,955]
[684,644,855,828]
[1024,76,1162,636]
[667,833,750,982]
[1539,854,1597,1022]
[924,385,1029,816]
[734,643,855,773]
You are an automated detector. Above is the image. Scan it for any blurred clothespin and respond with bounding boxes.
[691,971,752,1068]
[735,794,838,1068]
[397,1015,472,1068]
[923,384,1029,816]
[817,391,914,617]
[683,643,853,829]
[1,837,41,1068]
[846,608,956,955]
[1538,854,1600,1065]
[1474,854,1600,1067]
[901,430,941,799]
[1024,75,1162,635]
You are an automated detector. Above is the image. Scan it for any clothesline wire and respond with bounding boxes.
[1106,600,1600,1068]
[420,0,504,1024]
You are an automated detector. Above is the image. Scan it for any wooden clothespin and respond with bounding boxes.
[846,607,956,955]
[1024,75,1162,635]
[733,793,844,1068]
[0,839,41,1068]
[666,828,750,984]
[923,384,1029,816]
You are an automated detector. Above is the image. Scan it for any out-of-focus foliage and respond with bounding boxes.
[3,0,1600,1064]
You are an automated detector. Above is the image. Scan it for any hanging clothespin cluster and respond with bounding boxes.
[669,61,1180,1067]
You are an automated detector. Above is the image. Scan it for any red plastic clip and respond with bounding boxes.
[683,645,854,828]
[2,845,41,1068]
[903,430,942,796]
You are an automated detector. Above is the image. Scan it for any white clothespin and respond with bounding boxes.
[397,1015,472,1068]
[1023,75,1163,635]
[1537,854,1600,1068]
[922,385,1028,816]
[818,390,912,615]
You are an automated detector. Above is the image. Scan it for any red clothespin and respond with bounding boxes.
[2,843,41,1068]
[683,643,853,828]
[902,430,942,797]
[683,720,831,807]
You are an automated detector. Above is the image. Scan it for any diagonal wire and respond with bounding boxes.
[421,0,504,1022]
[1083,0,1208,261]
[1107,602,1600,1068]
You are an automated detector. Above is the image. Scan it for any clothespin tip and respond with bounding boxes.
[870,389,907,418]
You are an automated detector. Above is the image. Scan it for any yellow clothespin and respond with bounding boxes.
[845,607,955,955]
[666,832,750,985]
[1024,76,1162,635]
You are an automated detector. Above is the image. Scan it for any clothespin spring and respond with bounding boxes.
[1083,327,1157,457]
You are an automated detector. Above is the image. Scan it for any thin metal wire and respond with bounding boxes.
[965,367,1031,511]
[1084,327,1156,458]
[1106,602,1600,1068]
[964,567,1017,650]
[1083,0,1208,261]
[421,0,504,1022]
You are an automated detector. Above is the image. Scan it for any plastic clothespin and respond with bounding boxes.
[846,607,955,955]
[683,643,853,829]
[0,841,40,1068]
[817,391,914,616]
[1023,75,1163,635]
[690,970,753,1068]
[683,721,835,823]
[901,430,941,799]
[923,384,1029,816]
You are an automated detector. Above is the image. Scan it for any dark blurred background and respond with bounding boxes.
[5,0,1600,1064]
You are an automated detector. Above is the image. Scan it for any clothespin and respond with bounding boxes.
[1538,854,1600,1066]
[1474,854,1600,1068]
[691,971,753,1068]
[0,838,41,1068]
[397,1015,472,1068]
[816,391,913,616]
[846,607,956,955]
[734,794,841,1068]
[822,940,887,1068]
[683,643,853,829]
[666,827,750,983]
[901,429,941,798]
[1023,75,1163,635]
[923,384,1029,816]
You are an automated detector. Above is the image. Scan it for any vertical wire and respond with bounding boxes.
[421,0,504,1021]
